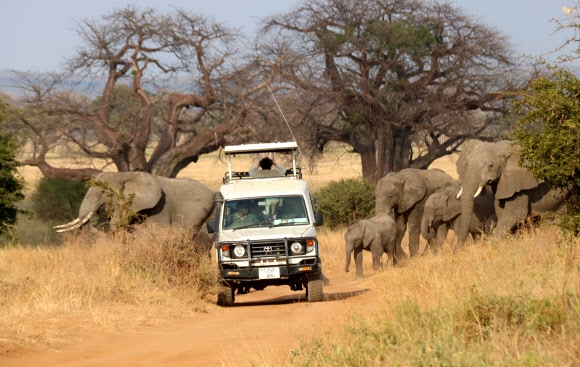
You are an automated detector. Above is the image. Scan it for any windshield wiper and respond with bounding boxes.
[231,222,262,231]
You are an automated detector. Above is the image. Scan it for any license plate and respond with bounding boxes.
[259,267,280,279]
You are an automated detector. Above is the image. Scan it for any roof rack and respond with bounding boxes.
[222,168,302,184]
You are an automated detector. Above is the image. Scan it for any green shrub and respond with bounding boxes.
[31,178,88,222]
[316,177,375,229]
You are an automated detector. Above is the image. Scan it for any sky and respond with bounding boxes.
[0,0,577,72]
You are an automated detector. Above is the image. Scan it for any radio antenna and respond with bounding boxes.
[266,84,311,178]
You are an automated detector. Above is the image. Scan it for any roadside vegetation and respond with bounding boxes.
[0,225,215,351]
[286,226,580,366]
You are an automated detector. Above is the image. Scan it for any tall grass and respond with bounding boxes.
[286,226,580,366]
[0,224,215,350]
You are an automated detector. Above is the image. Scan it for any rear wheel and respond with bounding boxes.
[306,273,324,302]
[217,284,235,307]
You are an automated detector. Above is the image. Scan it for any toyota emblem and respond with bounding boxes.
[264,246,273,253]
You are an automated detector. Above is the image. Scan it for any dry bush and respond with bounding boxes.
[0,224,216,351]
[287,226,580,366]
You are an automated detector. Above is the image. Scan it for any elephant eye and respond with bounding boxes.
[488,164,494,170]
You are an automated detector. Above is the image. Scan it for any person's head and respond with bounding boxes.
[237,202,249,216]
[259,157,273,170]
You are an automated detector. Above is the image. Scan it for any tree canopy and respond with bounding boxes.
[511,66,580,235]
[9,6,274,180]
[261,0,526,182]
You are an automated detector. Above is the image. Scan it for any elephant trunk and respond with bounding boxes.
[421,214,436,241]
[345,241,353,272]
[458,182,479,247]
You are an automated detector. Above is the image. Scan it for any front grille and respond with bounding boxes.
[251,242,286,257]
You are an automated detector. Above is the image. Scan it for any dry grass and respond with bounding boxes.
[0,225,216,351]
[286,227,580,366]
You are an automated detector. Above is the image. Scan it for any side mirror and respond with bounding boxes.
[315,213,324,226]
[206,221,215,234]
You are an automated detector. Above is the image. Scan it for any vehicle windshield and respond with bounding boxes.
[223,196,309,229]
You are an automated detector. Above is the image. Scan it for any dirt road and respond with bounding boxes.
[1,274,370,367]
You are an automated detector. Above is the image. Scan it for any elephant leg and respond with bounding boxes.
[371,245,383,270]
[394,214,408,260]
[493,195,528,237]
[354,247,364,279]
[407,209,422,257]
[433,223,449,255]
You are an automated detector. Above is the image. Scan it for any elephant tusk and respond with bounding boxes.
[456,187,463,199]
[53,218,80,229]
[474,185,483,198]
[56,211,94,233]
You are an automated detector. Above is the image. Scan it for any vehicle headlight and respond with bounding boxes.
[233,244,246,258]
[290,241,304,254]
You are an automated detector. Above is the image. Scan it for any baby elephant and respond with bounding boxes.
[345,213,397,279]
[421,185,496,254]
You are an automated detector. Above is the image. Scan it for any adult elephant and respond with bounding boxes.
[375,168,456,258]
[455,140,567,247]
[421,185,496,254]
[345,213,397,279]
[54,172,215,237]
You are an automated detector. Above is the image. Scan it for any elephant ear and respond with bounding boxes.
[442,188,462,221]
[496,144,540,199]
[122,173,163,212]
[398,171,426,213]
[362,224,376,248]
[456,140,483,183]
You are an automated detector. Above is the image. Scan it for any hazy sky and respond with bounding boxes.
[0,0,577,71]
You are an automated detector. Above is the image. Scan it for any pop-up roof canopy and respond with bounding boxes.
[223,142,300,182]
[224,142,298,155]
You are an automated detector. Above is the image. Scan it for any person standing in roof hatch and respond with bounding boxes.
[249,157,286,178]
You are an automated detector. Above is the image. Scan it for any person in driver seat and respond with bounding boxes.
[228,202,259,228]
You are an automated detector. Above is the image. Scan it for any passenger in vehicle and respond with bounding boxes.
[277,198,305,219]
[249,157,286,178]
[249,200,267,222]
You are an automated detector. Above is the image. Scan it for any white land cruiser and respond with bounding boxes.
[207,142,325,306]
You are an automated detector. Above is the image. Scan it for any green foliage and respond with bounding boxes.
[511,65,580,235]
[0,97,27,241]
[31,178,89,222]
[88,179,139,231]
[316,177,375,229]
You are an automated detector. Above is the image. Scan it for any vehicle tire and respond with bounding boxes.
[306,273,324,302]
[217,284,235,307]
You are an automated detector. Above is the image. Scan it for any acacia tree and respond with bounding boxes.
[262,0,525,182]
[9,6,272,180]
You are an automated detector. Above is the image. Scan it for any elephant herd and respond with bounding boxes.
[52,140,569,281]
[345,140,568,279]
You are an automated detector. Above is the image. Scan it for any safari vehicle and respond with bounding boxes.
[206,142,324,306]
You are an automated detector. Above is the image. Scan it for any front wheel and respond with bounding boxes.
[306,273,324,302]
[217,284,235,307]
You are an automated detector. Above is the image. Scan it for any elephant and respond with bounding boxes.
[345,213,397,279]
[421,185,496,254]
[455,140,568,247]
[375,168,456,258]
[54,172,215,240]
